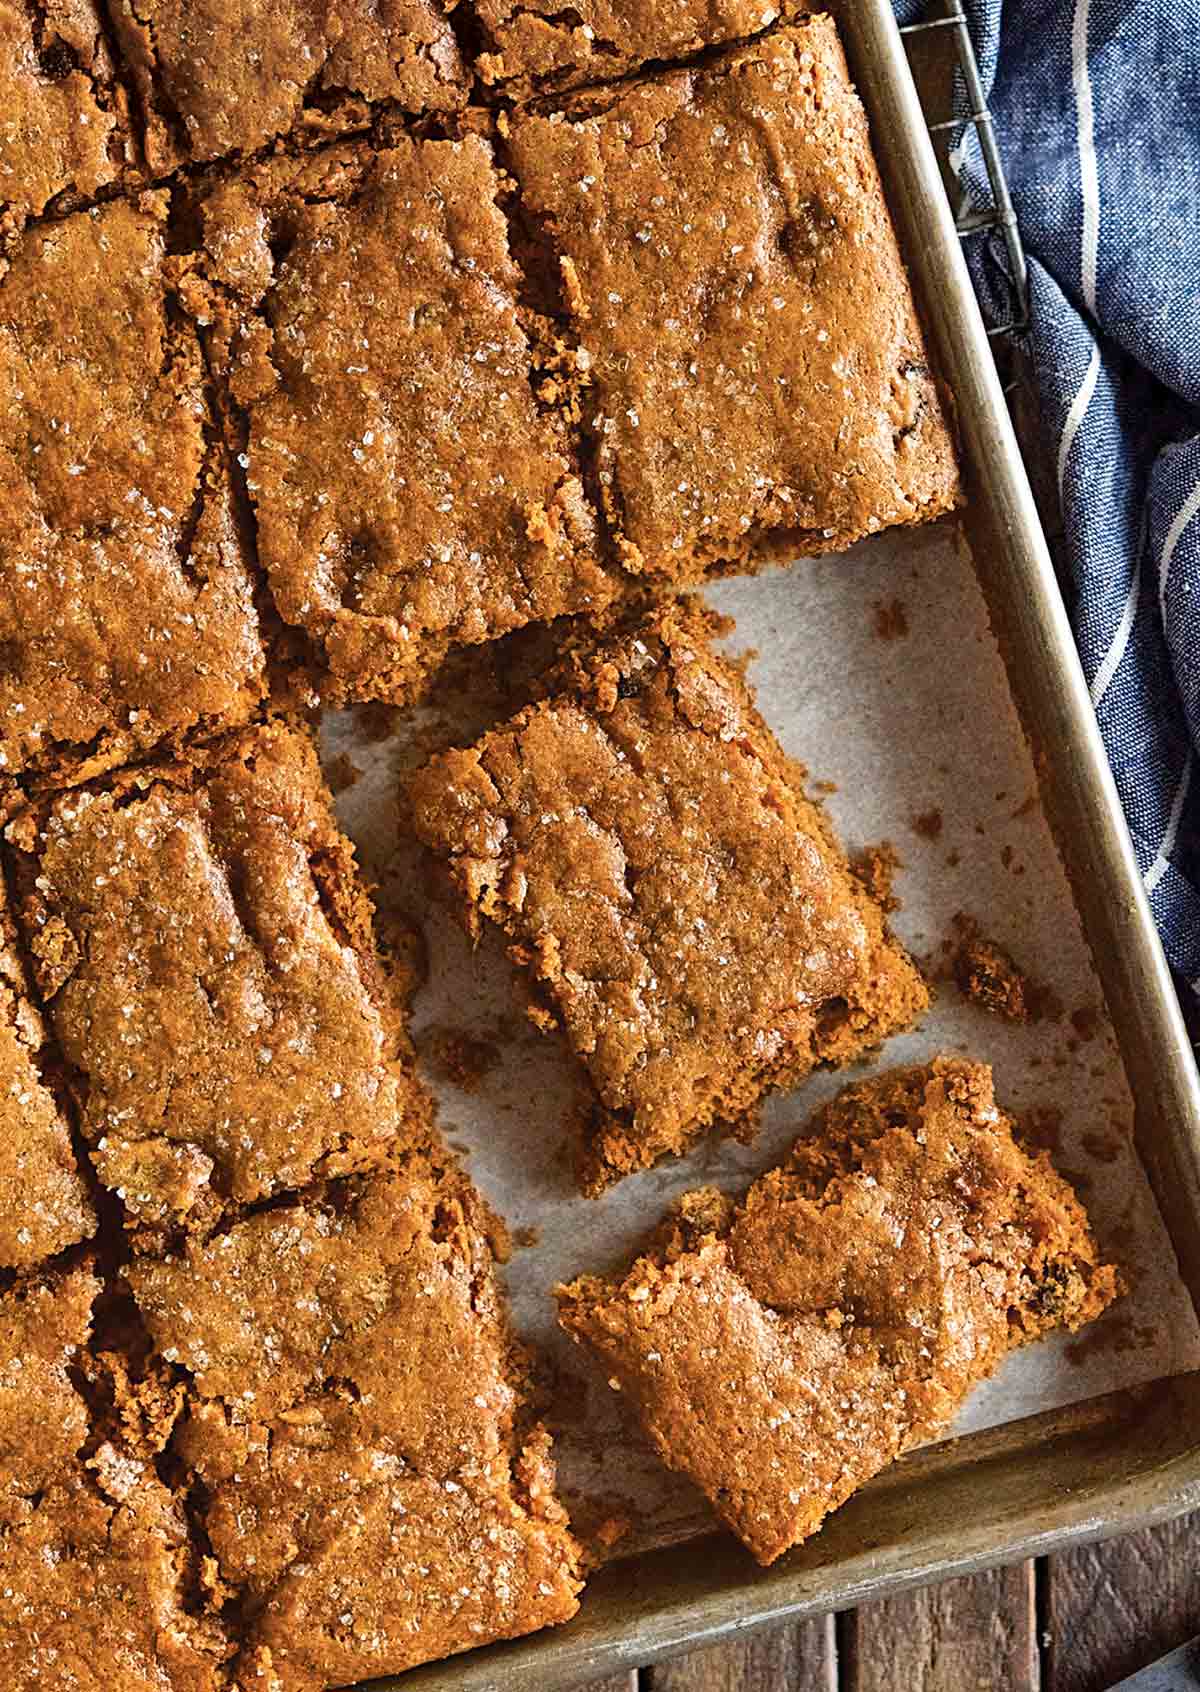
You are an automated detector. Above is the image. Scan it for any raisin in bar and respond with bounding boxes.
[0,192,266,794]
[126,1154,582,1690]
[107,0,467,173]
[4,719,429,1246]
[559,1058,1120,1566]
[0,1263,228,1690]
[507,17,959,579]
[0,866,94,1268]
[470,0,798,97]
[0,0,133,240]
[408,603,927,1192]
[192,137,613,705]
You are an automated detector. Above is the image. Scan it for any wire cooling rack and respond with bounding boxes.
[898,2,1031,355]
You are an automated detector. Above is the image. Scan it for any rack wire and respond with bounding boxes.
[898,2,1031,351]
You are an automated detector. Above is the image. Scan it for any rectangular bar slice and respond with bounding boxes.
[408,602,927,1192]
[0,1263,228,1689]
[4,719,429,1247]
[192,137,613,705]
[470,0,797,97]
[107,0,467,173]
[127,1155,583,1690]
[558,1058,1121,1565]
[507,17,959,579]
[0,867,94,1268]
[0,0,134,240]
[0,192,267,793]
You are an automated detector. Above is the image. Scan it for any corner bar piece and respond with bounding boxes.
[559,1059,1120,1564]
[0,192,266,795]
[507,17,959,580]
[126,1155,583,1690]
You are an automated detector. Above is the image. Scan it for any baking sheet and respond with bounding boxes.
[323,513,1200,1560]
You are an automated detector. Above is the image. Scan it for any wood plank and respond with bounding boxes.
[842,1563,1038,1692]
[648,1615,837,1691]
[583,1676,638,1692]
[1044,1515,1200,1692]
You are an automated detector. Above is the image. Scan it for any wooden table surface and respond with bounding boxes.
[586,1512,1198,1692]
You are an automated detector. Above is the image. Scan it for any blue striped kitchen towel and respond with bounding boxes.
[895,0,1200,998]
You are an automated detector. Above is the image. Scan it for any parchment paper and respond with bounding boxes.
[324,515,1200,1557]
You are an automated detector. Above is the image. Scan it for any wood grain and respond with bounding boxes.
[647,1616,837,1691]
[1044,1515,1200,1692]
[587,1516,1200,1691]
[842,1564,1039,1692]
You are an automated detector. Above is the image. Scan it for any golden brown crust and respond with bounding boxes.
[107,0,467,172]
[0,1264,96,1521]
[4,718,430,1247]
[507,18,960,578]
[1,1478,228,1692]
[0,0,134,241]
[190,135,615,707]
[472,0,803,96]
[129,1160,582,1691]
[559,1058,1121,1565]
[0,1265,229,1692]
[408,601,927,1191]
[0,870,95,1268]
[0,193,267,793]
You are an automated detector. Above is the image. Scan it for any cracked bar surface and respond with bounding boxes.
[470,0,798,97]
[0,192,267,795]
[190,137,615,705]
[0,865,94,1268]
[507,17,959,579]
[106,0,468,172]
[0,1263,229,1690]
[408,602,927,1192]
[126,1154,582,1691]
[0,0,134,240]
[4,718,430,1247]
[559,1058,1121,1565]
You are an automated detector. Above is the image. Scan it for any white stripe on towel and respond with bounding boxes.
[1071,0,1101,314]
[1056,343,1100,495]
[1144,753,1192,895]
[1089,560,1141,709]
[1158,473,1200,628]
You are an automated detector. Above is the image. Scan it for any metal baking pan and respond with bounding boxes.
[384,1,1200,1683]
